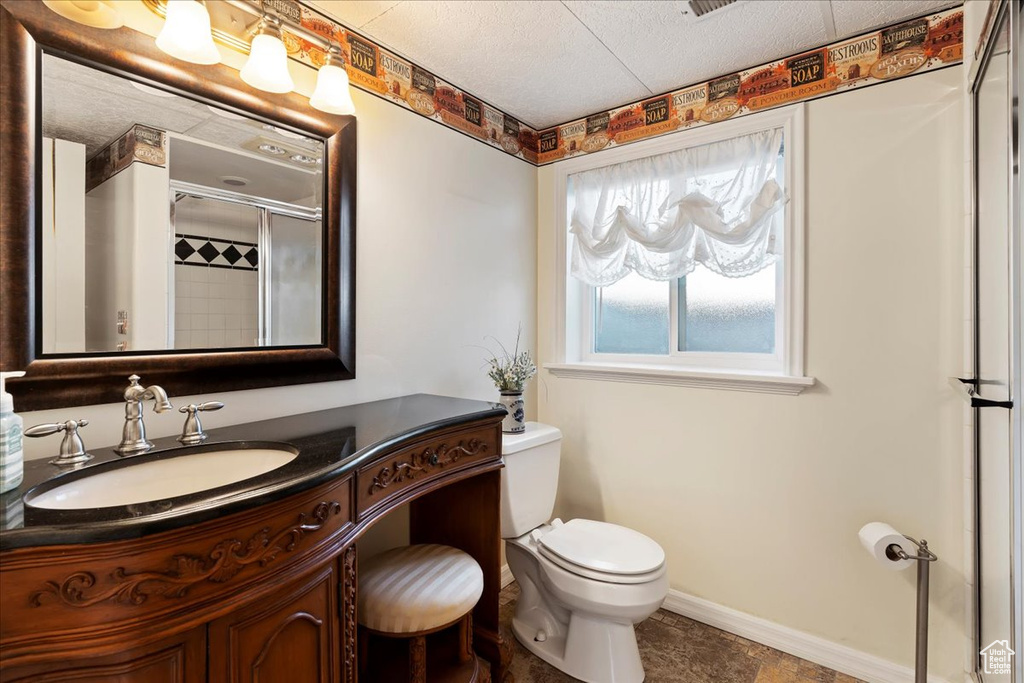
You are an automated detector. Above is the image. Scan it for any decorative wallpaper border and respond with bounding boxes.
[533,5,964,165]
[243,0,541,163]
[150,2,963,167]
[85,123,166,192]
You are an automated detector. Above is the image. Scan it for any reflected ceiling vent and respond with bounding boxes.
[221,176,248,187]
[683,0,741,21]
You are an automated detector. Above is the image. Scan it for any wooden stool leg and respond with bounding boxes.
[458,612,473,662]
[358,627,369,680]
[409,635,427,683]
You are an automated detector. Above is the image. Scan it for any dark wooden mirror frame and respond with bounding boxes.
[0,1,356,411]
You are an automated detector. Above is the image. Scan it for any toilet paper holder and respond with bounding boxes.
[885,534,938,564]
[885,534,938,683]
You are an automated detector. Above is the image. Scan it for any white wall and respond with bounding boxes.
[41,138,86,354]
[130,163,172,350]
[83,162,170,352]
[536,67,966,681]
[21,53,537,460]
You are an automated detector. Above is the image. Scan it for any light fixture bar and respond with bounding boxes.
[143,0,332,55]
[222,0,331,51]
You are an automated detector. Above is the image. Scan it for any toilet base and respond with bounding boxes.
[504,525,666,683]
[512,611,645,683]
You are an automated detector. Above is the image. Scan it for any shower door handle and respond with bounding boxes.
[949,377,1013,409]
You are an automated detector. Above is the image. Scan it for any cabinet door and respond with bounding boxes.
[1,627,205,683]
[208,564,339,683]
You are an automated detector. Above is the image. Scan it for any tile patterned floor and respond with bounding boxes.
[499,583,863,683]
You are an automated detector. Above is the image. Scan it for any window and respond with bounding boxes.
[551,106,811,394]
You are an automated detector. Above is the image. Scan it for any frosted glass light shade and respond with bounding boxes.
[241,33,294,94]
[310,63,356,115]
[42,1,123,29]
[156,0,220,65]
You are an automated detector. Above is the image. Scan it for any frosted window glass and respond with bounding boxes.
[678,265,776,353]
[593,272,669,354]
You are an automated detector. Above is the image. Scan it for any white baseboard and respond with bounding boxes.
[500,563,515,589]
[661,590,952,683]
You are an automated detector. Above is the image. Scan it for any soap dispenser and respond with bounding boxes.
[0,371,26,493]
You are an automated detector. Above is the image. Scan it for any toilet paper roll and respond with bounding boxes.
[858,522,914,571]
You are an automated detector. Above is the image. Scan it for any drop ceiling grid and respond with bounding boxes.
[309,0,960,130]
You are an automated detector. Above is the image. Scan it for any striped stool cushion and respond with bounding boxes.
[359,544,484,634]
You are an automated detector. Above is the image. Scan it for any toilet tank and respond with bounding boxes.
[500,422,562,538]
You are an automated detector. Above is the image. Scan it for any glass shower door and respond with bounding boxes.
[972,5,1021,682]
[262,212,322,347]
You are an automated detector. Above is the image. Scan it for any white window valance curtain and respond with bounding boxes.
[569,127,787,287]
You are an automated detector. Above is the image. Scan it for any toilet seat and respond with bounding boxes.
[537,519,665,585]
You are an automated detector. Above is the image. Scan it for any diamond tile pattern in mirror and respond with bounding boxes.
[175,238,197,262]
[221,244,242,265]
[197,240,221,264]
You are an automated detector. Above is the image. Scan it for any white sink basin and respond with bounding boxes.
[25,446,298,510]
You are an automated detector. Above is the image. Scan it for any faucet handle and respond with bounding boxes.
[177,401,224,446]
[25,419,93,468]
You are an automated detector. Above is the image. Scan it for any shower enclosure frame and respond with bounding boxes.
[969,2,1022,681]
[169,180,323,348]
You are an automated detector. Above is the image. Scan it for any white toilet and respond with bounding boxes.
[501,422,668,683]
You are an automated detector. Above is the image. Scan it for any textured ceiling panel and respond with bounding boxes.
[43,55,207,156]
[305,0,964,131]
[563,0,830,96]
[306,0,401,29]
[350,0,652,128]
[42,55,318,159]
[830,0,959,37]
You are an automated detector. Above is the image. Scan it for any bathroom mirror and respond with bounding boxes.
[42,54,325,354]
[0,1,356,410]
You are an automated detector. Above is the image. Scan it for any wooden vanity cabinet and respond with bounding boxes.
[1,628,208,683]
[208,562,340,683]
[0,417,506,683]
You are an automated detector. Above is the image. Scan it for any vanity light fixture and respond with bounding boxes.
[240,16,294,94]
[309,47,357,116]
[42,0,123,29]
[155,0,220,65]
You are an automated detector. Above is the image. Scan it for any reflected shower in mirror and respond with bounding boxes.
[41,53,324,354]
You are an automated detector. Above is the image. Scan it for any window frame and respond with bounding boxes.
[549,104,813,395]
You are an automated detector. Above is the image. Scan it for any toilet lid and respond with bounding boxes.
[537,519,665,576]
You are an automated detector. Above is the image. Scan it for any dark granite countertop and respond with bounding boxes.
[0,394,505,550]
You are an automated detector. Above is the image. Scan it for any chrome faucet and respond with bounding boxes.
[114,374,173,456]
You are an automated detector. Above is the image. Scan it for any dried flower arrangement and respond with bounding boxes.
[484,327,537,393]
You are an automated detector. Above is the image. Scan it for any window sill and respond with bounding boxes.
[543,362,816,396]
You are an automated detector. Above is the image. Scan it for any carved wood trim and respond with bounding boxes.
[409,635,427,683]
[251,611,323,673]
[342,545,357,683]
[15,646,185,682]
[31,501,342,609]
[368,439,487,495]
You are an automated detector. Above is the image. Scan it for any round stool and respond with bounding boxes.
[359,544,484,682]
